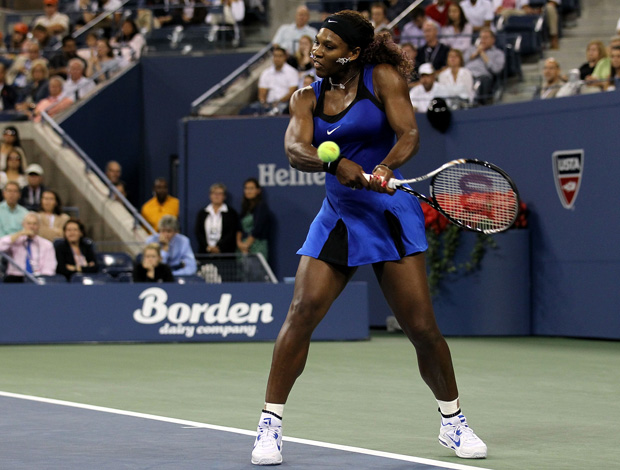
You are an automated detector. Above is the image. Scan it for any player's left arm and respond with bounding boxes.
[370,64,420,193]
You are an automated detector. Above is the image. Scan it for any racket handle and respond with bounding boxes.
[362,173,396,189]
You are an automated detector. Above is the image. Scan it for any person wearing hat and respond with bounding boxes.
[33,0,70,40]
[20,163,47,212]
[7,23,29,53]
[409,62,447,113]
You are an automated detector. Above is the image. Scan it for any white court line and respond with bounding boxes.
[0,390,492,470]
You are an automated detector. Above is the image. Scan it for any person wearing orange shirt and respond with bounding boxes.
[140,177,179,231]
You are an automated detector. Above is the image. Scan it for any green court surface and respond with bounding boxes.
[0,333,617,469]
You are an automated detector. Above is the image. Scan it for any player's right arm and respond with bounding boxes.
[284,87,323,172]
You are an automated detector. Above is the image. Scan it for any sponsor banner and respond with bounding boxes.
[0,283,368,344]
[552,149,583,209]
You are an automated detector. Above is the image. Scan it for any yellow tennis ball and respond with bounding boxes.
[317,141,340,163]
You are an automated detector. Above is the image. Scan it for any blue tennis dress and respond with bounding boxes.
[297,64,428,266]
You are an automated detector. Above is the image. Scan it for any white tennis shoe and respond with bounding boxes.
[251,412,283,465]
[438,414,487,459]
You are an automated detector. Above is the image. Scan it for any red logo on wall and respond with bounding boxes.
[552,150,583,209]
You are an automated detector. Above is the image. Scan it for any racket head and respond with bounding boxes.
[429,159,520,234]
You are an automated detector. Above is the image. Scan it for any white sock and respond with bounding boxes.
[263,402,284,419]
[437,398,460,417]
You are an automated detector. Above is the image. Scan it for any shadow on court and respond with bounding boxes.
[0,395,481,470]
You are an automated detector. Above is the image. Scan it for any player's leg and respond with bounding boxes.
[252,256,355,465]
[373,253,487,459]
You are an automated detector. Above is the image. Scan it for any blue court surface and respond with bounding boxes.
[0,392,491,470]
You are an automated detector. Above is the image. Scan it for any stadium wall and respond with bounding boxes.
[180,91,620,339]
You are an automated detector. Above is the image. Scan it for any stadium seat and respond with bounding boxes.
[497,14,544,57]
[95,252,134,277]
[70,273,116,284]
[495,33,523,80]
[175,275,205,284]
[116,272,134,283]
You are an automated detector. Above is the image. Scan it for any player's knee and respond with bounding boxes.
[403,319,443,347]
[286,296,325,331]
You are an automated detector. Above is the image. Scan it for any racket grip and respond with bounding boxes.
[362,173,396,189]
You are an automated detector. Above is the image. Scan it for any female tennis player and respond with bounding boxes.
[251,10,487,465]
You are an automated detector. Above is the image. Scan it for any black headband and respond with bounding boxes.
[321,14,371,50]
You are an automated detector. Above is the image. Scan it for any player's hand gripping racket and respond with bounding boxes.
[365,159,520,234]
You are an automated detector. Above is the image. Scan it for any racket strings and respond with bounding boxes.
[431,163,518,233]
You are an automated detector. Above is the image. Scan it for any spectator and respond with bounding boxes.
[464,27,505,104]
[77,32,99,63]
[525,0,561,49]
[493,0,528,19]
[606,46,620,91]
[0,182,28,236]
[237,177,270,259]
[0,148,28,190]
[49,36,86,80]
[195,182,240,255]
[0,211,56,281]
[37,189,70,241]
[141,177,180,230]
[300,73,315,88]
[459,0,493,32]
[246,46,298,115]
[426,0,452,27]
[54,218,98,280]
[63,59,96,101]
[133,242,174,283]
[400,42,418,86]
[105,160,123,185]
[86,38,122,83]
[145,215,197,276]
[591,36,620,86]
[32,76,74,122]
[31,25,58,57]
[110,18,146,62]
[409,63,446,112]
[0,64,18,111]
[539,57,565,99]
[438,48,474,103]
[207,0,246,47]
[579,40,606,81]
[370,2,391,33]
[271,5,318,55]
[415,21,451,74]
[7,42,46,89]
[15,60,50,110]
[400,8,428,48]
[144,0,179,28]
[6,23,29,53]
[0,126,25,170]
[33,0,71,40]
[286,35,315,85]
[20,163,47,211]
[441,3,473,53]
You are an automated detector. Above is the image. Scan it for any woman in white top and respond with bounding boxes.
[87,38,123,83]
[0,147,28,190]
[438,48,475,103]
[110,18,146,62]
[441,3,473,53]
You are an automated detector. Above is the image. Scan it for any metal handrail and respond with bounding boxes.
[65,0,133,45]
[38,110,157,235]
[190,43,272,114]
[0,252,43,285]
[387,0,425,30]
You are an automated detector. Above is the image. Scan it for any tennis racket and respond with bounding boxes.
[365,159,520,234]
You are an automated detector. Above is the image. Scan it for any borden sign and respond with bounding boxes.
[552,149,583,209]
[133,287,275,339]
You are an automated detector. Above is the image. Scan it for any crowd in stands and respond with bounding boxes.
[0,142,271,283]
[0,0,145,121]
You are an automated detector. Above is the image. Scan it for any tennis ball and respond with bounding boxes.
[317,141,340,163]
